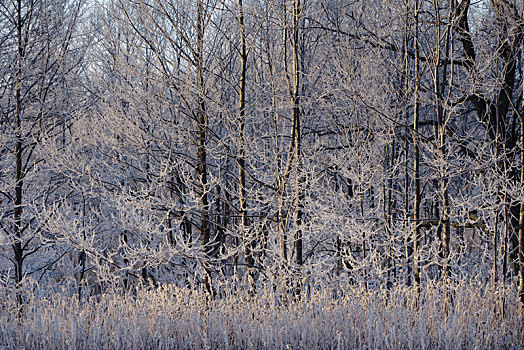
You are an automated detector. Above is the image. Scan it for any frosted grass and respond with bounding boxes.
[0,281,522,349]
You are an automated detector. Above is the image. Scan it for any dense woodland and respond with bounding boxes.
[1,0,524,321]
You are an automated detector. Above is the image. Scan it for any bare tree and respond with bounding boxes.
[0,0,85,306]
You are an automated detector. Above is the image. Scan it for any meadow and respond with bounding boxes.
[0,281,521,349]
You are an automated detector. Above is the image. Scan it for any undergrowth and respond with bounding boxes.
[0,281,522,349]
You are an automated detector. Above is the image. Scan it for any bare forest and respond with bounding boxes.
[0,0,523,348]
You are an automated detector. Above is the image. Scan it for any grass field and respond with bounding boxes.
[0,281,522,349]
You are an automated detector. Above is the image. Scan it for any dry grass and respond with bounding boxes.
[0,281,522,349]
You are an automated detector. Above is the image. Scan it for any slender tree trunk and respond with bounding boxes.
[518,1,524,304]
[385,140,396,288]
[434,0,452,281]
[279,1,289,272]
[412,0,421,287]
[278,184,287,265]
[292,0,303,268]
[503,187,509,283]
[359,188,368,290]
[195,0,213,297]
[13,0,25,308]
[518,92,524,305]
[493,211,498,284]
[78,197,87,301]
[404,136,412,286]
[236,0,255,292]
[402,2,412,286]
